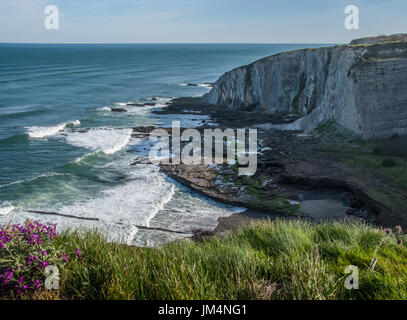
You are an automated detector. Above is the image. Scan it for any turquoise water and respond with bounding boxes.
[0,43,322,245]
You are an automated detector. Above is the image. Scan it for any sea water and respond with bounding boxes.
[0,43,322,245]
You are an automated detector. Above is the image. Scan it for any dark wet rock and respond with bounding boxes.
[131,157,151,165]
[351,199,365,209]
[160,162,300,214]
[131,126,174,135]
[131,125,199,136]
[132,126,157,133]
[111,108,127,112]
[126,102,156,107]
[131,133,150,139]
[153,97,290,127]
[183,83,214,88]
[343,192,365,209]
[191,229,214,241]
[213,209,284,236]
[346,208,377,223]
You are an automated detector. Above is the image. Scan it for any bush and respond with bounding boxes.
[0,220,81,295]
[372,146,382,155]
[382,158,396,167]
[390,133,399,139]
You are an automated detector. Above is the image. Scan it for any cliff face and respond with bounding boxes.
[203,41,407,139]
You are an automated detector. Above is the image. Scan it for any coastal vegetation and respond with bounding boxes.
[2,219,407,300]
[317,138,407,189]
[219,166,299,214]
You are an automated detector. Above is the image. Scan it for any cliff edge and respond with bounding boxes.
[202,35,407,139]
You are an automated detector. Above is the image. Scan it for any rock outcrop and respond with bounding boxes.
[203,36,407,139]
[350,33,407,45]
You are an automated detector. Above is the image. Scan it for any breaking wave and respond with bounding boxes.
[26,120,80,139]
[64,128,132,155]
[0,202,14,216]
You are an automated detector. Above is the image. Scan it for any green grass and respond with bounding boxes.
[345,154,407,189]
[311,142,407,215]
[220,170,299,214]
[248,196,299,214]
[11,219,407,300]
[316,142,407,190]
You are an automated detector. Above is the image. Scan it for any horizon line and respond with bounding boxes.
[0,42,340,45]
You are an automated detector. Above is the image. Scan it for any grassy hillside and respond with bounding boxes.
[2,219,407,300]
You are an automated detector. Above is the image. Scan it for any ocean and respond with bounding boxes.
[0,43,322,245]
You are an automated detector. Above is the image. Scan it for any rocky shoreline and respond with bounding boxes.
[154,98,383,225]
[126,96,407,235]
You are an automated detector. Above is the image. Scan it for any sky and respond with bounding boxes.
[0,0,406,43]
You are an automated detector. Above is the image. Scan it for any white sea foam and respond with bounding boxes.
[0,203,14,216]
[133,181,247,246]
[70,120,81,126]
[197,83,213,88]
[97,107,111,111]
[147,97,173,104]
[103,99,172,114]
[181,109,202,114]
[123,104,165,116]
[123,179,175,245]
[0,172,65,189]
[30,166,176,243]
[141,97,173,108]
[64,128,132,155]
[73,151,98,163]
[146,183,175,227]
[179,83,212,88]
[0,163,247,246]
[26,120,80,139]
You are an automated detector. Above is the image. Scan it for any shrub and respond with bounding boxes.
[0,220,81,295]
[382,158,396,167]
[372,146,382,155]
[390,133,399,139]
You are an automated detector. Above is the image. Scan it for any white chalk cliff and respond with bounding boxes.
[203,36,407,139]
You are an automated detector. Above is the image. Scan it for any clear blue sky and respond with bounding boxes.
[1,0,406,43]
